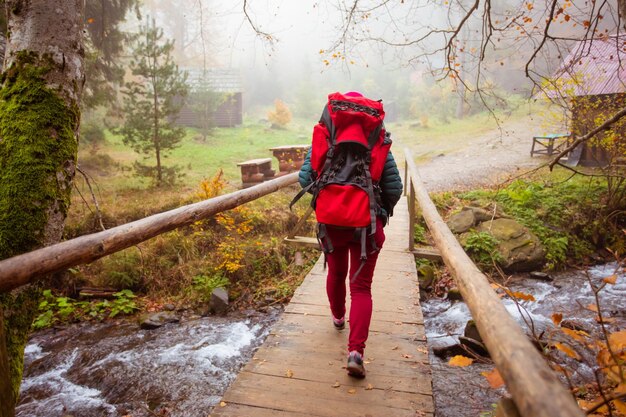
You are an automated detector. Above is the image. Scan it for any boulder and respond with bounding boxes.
[447,209,476,234]
[417,265,435,290]
[140,311,179,330]
[475,218,546,272]
[529,271,553,281]
[209,287,229,315]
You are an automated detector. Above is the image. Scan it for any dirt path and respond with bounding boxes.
[403,116,555,192]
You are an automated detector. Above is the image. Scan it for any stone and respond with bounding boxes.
[447,209,476,234]
[529,271,553,281]
[432,344,467,359]
[475,218,546,272]
[447,288,463,301]
[209,287,229,315]
[463,320,483,344]
[163,303,176,311]
[463,206,496,223]
[417,265,435,290]
[140,311,180,330]
[459,336,489,358]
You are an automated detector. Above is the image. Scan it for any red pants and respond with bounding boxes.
[325,218,385,355]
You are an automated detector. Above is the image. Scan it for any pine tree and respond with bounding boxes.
[118,20,188,186]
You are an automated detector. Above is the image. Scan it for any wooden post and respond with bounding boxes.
[403,148,584,417]
[408,182,416,252]
[0,173,299,293]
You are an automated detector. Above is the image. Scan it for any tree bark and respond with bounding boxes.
[0,1,84,415]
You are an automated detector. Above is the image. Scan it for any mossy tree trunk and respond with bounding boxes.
[0,1,84,416]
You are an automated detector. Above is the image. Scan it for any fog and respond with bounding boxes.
[136,0,622,120]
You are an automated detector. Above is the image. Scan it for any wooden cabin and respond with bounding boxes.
[555,35,626,166]
[178,68,243,128]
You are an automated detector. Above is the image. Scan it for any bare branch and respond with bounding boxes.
[550,106,626,170]
[242,0,275,45]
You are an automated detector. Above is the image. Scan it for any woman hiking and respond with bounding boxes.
[297,91,403,378]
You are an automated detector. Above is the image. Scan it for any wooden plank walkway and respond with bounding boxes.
[211,197,434,417]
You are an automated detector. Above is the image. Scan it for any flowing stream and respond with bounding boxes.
[423,262,626,417]
[16,263,625,417]
[17,308,282,417]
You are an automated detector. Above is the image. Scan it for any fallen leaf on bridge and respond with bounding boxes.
[366,383,373,390]
[286,369,294,378]
[448,355,473,367]
[332,381,340,388]
[219,401,227,407]
[348,388,357,394]
[481,368,504,389]
[603,274,617,285]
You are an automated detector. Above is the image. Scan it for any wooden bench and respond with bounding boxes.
[530,133,570,157]
[237,158,275,188]
[269,144,310,174]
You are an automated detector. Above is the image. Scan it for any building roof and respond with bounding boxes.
[184,68,242,93]
[556,34,626,97]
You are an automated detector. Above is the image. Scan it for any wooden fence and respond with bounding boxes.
[0,173,299,293]
[403,148,584,417]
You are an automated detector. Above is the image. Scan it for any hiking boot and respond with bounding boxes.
[346,351,366,378]
[332,316,345,330]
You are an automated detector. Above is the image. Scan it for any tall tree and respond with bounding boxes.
[83,0,138,108]
[0,1,85,416]
[118,20,188,187]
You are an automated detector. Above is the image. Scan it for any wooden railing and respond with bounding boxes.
[403,148,584,417]
[0,173,299,293]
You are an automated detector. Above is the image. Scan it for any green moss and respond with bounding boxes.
[0,53,80,405]
[0,54,79,258]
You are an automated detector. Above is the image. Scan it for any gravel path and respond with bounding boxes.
[407,116,554,192]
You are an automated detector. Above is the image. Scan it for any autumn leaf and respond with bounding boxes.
[614,399,626,415]
[603,274,617,285]
[332,381,340,388]
[449,355,474,367]
[481,368,505,389]
[552,313,563,326]
[219,401,227,407]
[554,342,581,360]
[505,289,536,302]
[587,303,599,313]
[286,369,294,378]
[365,383,373,390]
[348,388,357,394]
[609,331,626,349]
[561,327,589,343]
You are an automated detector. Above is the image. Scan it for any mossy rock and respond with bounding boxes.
[475,218,546,272]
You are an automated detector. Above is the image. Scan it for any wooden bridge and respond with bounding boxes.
[0,149,586,417]
[211,196,434,417]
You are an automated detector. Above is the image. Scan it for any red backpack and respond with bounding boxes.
[292,92,392,279]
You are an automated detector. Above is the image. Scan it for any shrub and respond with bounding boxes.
[268,99,292,128]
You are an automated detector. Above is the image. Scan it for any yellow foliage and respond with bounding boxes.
[268,99,292,128]
[197,169,225,199]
